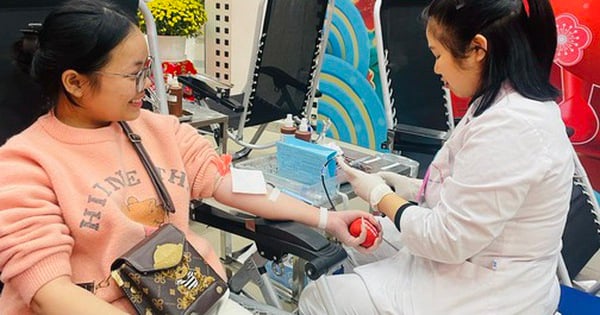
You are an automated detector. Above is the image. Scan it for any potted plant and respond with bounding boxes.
[139,0,208,61]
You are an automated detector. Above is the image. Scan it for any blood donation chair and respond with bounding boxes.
[374,0,455,177]
[181,0,349,309]
[180,0,331,160]
[0,1,347,312]
[555,151,600,314]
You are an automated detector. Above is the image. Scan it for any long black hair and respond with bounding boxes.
[422,0,560,117]
[12,0,137,111]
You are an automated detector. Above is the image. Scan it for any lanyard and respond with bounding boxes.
[416,167,430,205]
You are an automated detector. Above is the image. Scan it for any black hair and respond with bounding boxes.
[12,0,137,111]
[422,0,560,117]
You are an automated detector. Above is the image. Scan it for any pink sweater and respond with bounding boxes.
[0,110,227,314]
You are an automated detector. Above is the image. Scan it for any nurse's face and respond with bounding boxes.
[425,21,484,99]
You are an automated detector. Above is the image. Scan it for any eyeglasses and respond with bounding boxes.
[96,57,153,93]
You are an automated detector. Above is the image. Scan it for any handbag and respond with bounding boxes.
[110,121,227,315]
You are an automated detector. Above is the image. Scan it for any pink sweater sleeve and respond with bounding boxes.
[0,149,74,305]
[173,121,224,198]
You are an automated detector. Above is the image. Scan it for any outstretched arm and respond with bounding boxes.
[212,173,381,247]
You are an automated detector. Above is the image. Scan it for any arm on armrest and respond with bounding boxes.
[190,200,347,280]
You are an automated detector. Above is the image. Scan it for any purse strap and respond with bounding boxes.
[118,121,176,214]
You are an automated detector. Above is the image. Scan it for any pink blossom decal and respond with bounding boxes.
[555,13,592,67]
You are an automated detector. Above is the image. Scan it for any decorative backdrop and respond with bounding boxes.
[317,0,389,152]
[550,0,600,191]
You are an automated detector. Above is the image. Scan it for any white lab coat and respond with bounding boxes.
[354,87,574,314]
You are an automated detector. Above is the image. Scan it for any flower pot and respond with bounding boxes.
[156,35,187,62]
[185,34,205,72]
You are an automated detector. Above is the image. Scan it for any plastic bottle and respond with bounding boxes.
[294,118,311,142]
[167,75,183,117]
[280,114,297,135]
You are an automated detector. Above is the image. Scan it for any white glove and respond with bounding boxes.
[377,171,423,202]
[337,157,393,207]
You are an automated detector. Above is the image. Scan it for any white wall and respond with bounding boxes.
[204,0,264,94]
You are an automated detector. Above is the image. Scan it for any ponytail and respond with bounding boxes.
[524,0,557,80]
[11,23,42,75]
[12,0,136,109]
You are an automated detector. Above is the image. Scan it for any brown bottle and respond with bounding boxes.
[294,118,311,142]
[167,75,183,117]
[280,114,297,135]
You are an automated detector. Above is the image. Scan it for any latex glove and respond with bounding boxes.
[377,171,423,202]
[337,156,393,207]
[325,210,383,252]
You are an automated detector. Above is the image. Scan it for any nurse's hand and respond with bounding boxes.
[377,171,423,202]
[324,210,382,249]
[337,157,393,207]
[350,217,384,254]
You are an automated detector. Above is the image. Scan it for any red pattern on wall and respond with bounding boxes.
[354,0,376,30]
[551,0,599,189]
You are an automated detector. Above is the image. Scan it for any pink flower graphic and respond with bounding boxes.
[554,13,592,67]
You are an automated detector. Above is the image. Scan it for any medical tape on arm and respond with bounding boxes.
[268,187,281,201]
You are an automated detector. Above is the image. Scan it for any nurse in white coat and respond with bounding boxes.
[299,0,574,314]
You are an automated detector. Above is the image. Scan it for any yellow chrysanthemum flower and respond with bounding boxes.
[138,0,207,37]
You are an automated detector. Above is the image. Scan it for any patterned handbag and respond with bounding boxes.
[110,122,227,314]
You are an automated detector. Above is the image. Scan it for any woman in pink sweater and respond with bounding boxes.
[0,0,378,313]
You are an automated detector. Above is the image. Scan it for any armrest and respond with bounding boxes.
[190,201,347,280]
[178,75,243,111]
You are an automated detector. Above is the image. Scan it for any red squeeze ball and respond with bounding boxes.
[349,218,379,248]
